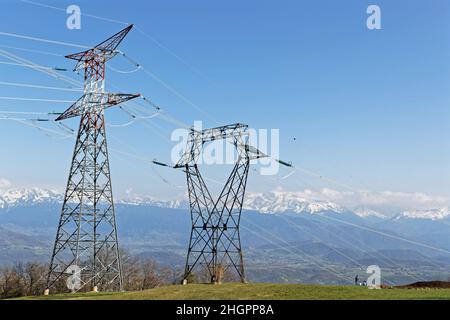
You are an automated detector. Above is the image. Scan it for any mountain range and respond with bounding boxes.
[1,187,449,221]
[0,187,449,285]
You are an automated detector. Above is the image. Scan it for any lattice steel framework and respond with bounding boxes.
[46,25,139,292]
[175,123,268,284]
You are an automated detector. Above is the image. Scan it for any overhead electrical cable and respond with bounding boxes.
[0,96,74,103]
[0,81,83,92]
[0,34,211,131]
[21,0,213,83]
[278,215,416,285]
[241,219,352,283]
[0,44,64,57]
[0,49,81,87]
[286,172,450,257]
[107,64,141,74]
[0,60,65,70]
[0,31,89,49]
[0,110,51,115]
[116,50,220,125]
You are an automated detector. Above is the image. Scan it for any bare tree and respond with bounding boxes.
[0,249,183,298]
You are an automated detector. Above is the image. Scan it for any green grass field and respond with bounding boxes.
[12,283,450,300]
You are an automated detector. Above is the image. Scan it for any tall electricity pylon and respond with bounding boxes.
[174,123,275,284]
[46,25,139,293]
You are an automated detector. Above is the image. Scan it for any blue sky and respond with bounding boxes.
[0,0,449,205]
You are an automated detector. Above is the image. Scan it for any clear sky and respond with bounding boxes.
[0,0,449,206]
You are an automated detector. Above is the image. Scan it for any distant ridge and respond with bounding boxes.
[0,187,449,221]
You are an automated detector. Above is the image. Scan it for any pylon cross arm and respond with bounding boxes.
[55,93,140,121]
[65,25,133,72]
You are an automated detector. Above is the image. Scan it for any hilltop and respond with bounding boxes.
[13,283,450,300]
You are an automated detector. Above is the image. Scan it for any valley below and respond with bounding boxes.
[0,189,449,286]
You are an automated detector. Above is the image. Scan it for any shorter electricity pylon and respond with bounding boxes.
[154,123,292,284]
[46,25,139,294]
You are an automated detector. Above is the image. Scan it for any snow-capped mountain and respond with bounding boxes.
[117,196,187,209]
[0,187,448,221]
[395,207,450,221]
[119,189,345,214]
[120,190,342,214]
[243,189,344,214]
[0,187,345,215]
[353,208,388,219]
[0,188,187,210]
[0,188,62,208]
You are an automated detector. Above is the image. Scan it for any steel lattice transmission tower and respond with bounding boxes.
[46,25,139,293]
[174,123,275,284]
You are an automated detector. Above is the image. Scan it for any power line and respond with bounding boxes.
[0,117,38,121]
[292,165,357,192]
[108,111,159,128]
[0,30,217,129]
[12,1,220,124]
[117,103,172,142]
[255,162,447,282]
[107,64,141,74]
[259,168,437,282]
[0,44,63,57]
[133,25,214,84]
[0,60,63,70]
[0,81,83,92]
[118,51,220,125]
[0,49,81,87]
[21,0,213,83]
[278,214,413,285]
[279,214,365,269]
[108,136,185,189]
[0,117,71,138]
[109,147,151,163]
[0,31,88,49]
[319,213,450,256]
[0,110,50,115]
[0,47,195,138]
[316,220,430,283]
[287,172,450,257]
[0,96,74,103]
[241,218,352,283]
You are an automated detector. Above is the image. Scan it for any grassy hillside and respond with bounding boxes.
[13,283,450,300]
